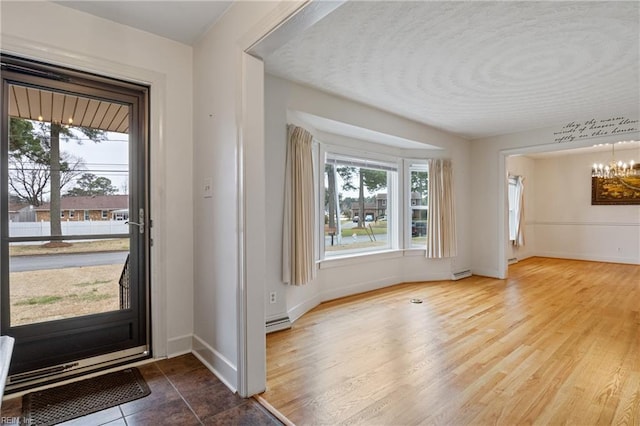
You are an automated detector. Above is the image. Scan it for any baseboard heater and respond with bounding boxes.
[451,269,472,281]
[266,317,292,334]
[508,257,518,265]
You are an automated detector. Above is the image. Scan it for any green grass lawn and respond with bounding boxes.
[338,223,387,238]
[10,238,129,256]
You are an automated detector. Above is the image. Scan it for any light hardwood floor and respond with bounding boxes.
[262,257,640,425]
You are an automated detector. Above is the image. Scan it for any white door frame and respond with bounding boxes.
[236,0,347,397]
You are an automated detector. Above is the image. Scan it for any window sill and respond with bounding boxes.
[319,249,403,269]
[403,248,427,257]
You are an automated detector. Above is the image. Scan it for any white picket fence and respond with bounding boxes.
[9,220,129,238]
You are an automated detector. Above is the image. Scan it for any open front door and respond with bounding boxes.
[1,55,150,391]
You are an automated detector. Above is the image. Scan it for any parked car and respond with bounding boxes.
[352,215,360,223]
[377,215,387,221]
[365,214,374,222]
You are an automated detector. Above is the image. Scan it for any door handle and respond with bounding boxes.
[125,208,145,234]
[125,221,144,234]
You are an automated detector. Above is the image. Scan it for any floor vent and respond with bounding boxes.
[266,317,292,334]
[508,257,518,265]
[451,269,472,281]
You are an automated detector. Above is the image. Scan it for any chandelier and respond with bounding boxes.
[591,141,638,178]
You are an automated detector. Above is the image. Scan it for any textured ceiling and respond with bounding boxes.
[264,1,640,140]
[55,1,232,45]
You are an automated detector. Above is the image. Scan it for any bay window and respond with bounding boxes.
[317,143,435,260]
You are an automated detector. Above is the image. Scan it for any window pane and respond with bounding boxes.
[410,170,428,206]
[410,168,428,248]
[324,161,391,257]
[411,209,428,246]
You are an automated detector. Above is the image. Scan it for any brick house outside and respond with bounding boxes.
[351,192,425,220]
[33,195,129,222]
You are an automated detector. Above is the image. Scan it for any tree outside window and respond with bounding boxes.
[8,117,106,244]
[409,164,428,248]
[324,155,395,257]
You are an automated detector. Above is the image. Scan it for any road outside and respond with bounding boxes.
[10,251,128,272]
[8,239,129,327]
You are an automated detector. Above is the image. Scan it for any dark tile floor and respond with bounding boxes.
[0,354,283,425]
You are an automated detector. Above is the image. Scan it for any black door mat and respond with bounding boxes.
[22,367,150,426]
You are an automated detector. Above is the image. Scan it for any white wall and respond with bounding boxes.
[264,74,472,324]
[191,1,297,394]
[264,75,290,322]
[472,124,640,278]
[532,148,640,264]
[1,1,195,358]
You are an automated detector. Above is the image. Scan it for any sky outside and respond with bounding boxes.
[61,130,129,195]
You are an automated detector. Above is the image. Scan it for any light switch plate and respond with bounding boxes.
[203,178,213,198]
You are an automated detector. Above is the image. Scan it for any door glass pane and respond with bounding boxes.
[6,83,132,327]
[7,85,130,238]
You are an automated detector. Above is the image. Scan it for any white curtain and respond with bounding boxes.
[282,125,316,286]
[512,176,525,248]
[427,159,457,259]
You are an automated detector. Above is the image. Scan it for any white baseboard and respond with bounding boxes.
[320,276,399,303]
[166,334,193,358]
[471,267,503,279]
[287,294,321,324]
[191,334,238,392]
[535,251,640,265]
[402,272,451,283]
[287,273,457,325]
